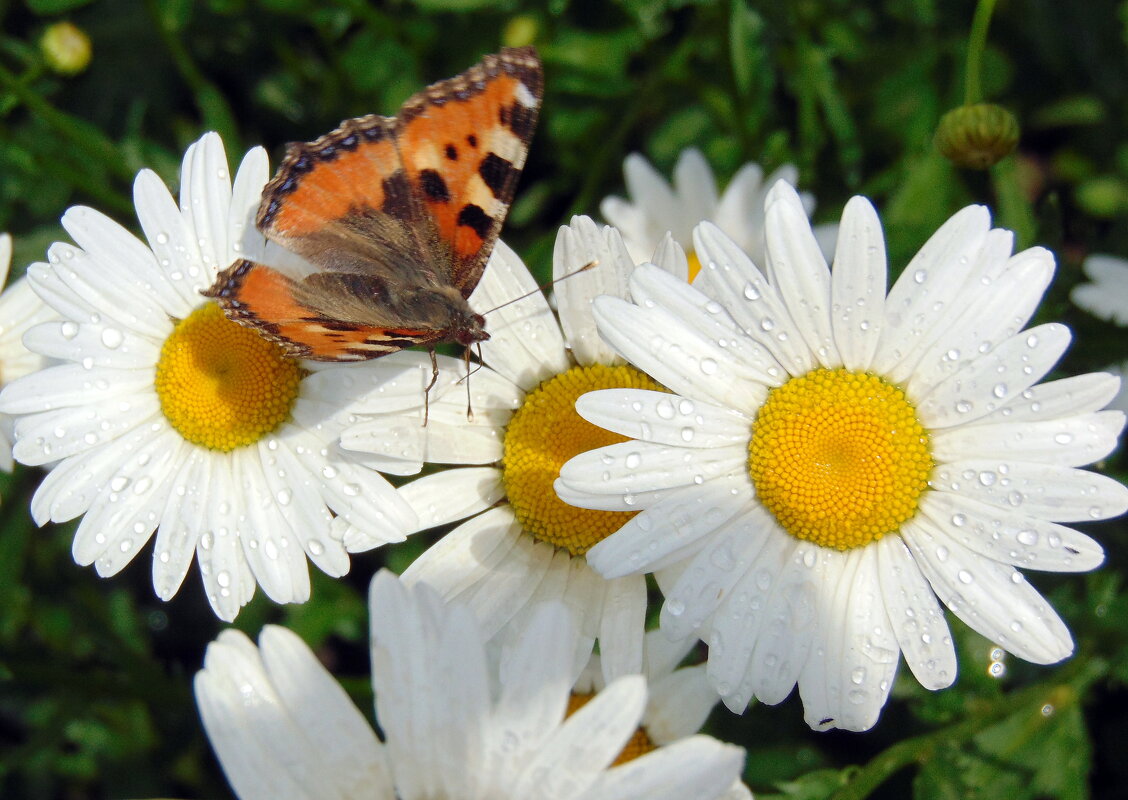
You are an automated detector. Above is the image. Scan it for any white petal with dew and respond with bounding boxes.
[903,517,1074,664]
[764,181,837,368]
[574,388,751,448]
[875,534,957,690]
[930,459,1128,523]
[916,322,1070,429]
[920,491,1104,573]
[554,216,633,367]
[830,196,887,372]
[398,466,505,531]
[470,239,569,390]
[931,410,1124,468]
[693,222,813,376]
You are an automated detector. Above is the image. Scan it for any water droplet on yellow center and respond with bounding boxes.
[154,302,302,452]
[748,368,933,550]
[503,363,661,555]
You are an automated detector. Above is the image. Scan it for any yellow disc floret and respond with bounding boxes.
[155,302,302,452]
[686,250,703,282]
[503,364,661,556]
[749,368,933,550]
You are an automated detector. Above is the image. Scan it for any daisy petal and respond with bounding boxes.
[182,132,233,272]
[558,440,747,497]
[195,631,322,799]
[591,293,768,416]
[627,263,785,386]
[764,182,837,367]
[931,459,1128,522]
[875,535,957,690]
[903,517,1074,664]
[917,322,1070,428]
[830,196,887,371]
[873,205,992,380]
[587,478,751,580]
[905,246,1052,396]
[920,491,1104,572]
[236,454,311,604]
[398,467,505,530]
[553,216,632,367]
[623,153,682,239]
[980,372,1121,423]
[931,410,1124,467]
[803,546,898,732]
[133,167,208,304]
[651,232,690,281]
[662,504,774,641]
[259,626,389,793]
[592,736,745,800]
[514,675,646,797]
[227,146,270,264]
[153,447,212,600]
[470,239,569,390]
[22,320,157,369]
[598,575,647,683]
[574,388,751,448]
[693,222,814,375]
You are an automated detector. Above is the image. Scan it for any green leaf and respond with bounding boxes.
[913,702,1092,800]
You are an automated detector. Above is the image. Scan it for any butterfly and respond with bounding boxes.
[203,47,543,370]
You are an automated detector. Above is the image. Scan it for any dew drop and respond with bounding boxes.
[101,328,125,349]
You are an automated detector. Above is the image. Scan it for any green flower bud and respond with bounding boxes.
[503,15,538,49]
[41,21,92,77]
[935,103,1019,170]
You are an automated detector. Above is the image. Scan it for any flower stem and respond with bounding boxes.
[964,0,999,106]
[0,62,133,184]
[828,657,1107,800]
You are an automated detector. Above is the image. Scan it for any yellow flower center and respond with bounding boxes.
[686,249,703,282]
[567,691,656,765]
[154,302,302,452]
[503,364,660,555]
[748,368,933,550]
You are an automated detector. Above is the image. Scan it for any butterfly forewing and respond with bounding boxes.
[203,46,543,362]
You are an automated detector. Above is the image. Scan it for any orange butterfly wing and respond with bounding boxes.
[203,47,543,361]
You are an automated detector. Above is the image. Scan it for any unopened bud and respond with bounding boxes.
[503,15,538,49]
[935,103,1019,170]
[41,21,92,76]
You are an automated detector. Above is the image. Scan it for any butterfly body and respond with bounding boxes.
[204,47,542,362]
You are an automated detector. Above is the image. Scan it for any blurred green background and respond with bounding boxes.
[2,0,1128,797]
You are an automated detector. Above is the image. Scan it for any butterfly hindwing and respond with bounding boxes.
[207,259,436,361]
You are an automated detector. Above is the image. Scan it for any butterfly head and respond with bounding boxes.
[452,310,489,347]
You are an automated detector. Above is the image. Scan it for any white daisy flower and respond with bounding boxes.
[0,133,418,621]
[1071,254,1128,411]
[339,216,664,682]
[557,182,1128,731]
[1070,253,1128,326]
[195,569,748,800]
[0,233,55,472]
[600,148,834,278]
[571,630,749,799]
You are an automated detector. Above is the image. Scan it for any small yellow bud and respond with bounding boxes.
[503,15,538,49]
[935,103,1020,170]
[41,21,92,76]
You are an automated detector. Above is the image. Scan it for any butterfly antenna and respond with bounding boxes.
[479,260,598,317]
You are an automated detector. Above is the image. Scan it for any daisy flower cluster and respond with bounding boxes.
[0,124,1124,799]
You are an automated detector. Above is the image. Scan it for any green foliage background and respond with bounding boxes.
[2,0,1128,797]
